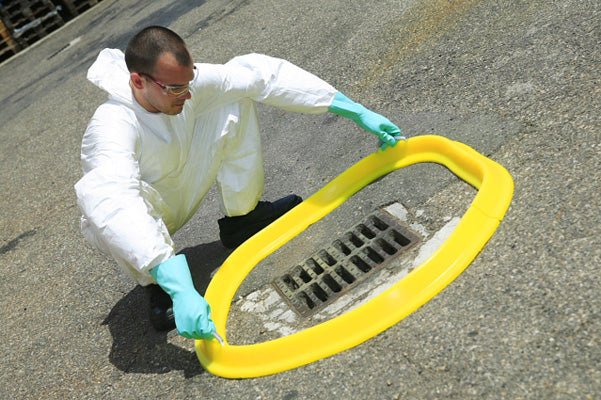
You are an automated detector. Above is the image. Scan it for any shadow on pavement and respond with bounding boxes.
[102,241,231,378]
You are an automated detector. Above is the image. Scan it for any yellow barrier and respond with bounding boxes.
[196,135,514,378]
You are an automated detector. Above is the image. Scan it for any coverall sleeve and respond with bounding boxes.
[75,102,175,278]
[191,53,338,114]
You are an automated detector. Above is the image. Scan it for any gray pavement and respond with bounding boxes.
[1,0,600,398]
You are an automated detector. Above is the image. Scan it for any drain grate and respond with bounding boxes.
[272,208,421,317]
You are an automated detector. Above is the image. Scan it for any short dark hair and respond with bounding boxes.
[124,26,192,74]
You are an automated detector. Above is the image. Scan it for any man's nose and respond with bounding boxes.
[178,90,192,100]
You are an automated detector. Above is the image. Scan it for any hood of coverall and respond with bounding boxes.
[87,49,134,107]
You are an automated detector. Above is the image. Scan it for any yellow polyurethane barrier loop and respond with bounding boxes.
[196,134,514,378]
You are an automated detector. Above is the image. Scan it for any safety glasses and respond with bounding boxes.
[141,66,197,97]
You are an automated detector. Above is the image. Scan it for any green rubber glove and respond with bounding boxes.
[328,92,405,150]
[150,254,216,339]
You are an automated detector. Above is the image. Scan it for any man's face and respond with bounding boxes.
[139,52,195,115]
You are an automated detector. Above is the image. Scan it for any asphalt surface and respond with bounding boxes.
[1,0,600,398]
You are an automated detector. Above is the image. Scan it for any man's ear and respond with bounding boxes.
[130,72,145,89]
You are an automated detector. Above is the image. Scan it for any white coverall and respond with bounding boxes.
[74,49,337,285]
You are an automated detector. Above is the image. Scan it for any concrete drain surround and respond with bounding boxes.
[272,209,420,317]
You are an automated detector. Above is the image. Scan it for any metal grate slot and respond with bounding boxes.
[363,246,385,263]
[376,237,398,255]
[333,239,352,255]
[306,258,324,274]
[390,229,411,246]
[323,274,342,292]
[319,250,337,266]
[347,232,364,248]
[272,208,421,317]
[358,224,376,239]
[335,265,356,284]
[350,254,372,272]
[297,292,314,309]
[282,275,299,290]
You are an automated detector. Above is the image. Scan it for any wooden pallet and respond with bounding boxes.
[53,0,101,18]
[0,0,104,62]
[0,0,65,47]
[0,17,20,62]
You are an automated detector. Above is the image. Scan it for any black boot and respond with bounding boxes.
[218,194,302,249]
[146,284,175,332]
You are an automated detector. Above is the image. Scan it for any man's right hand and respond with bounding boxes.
[171,288,215,339]
[150,254,216,339]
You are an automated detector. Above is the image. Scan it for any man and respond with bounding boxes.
[75,26,403,341]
